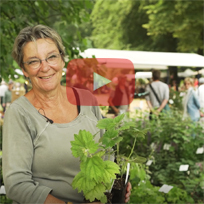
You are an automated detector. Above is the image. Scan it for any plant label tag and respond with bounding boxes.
[179,165,189,171]
[196,147,204,154]
[159,184,173,193]
[146,160,153,166]
[150,143,156,150]
[0,185,6,194]
[125,163,130,184]
[163,143,171,150]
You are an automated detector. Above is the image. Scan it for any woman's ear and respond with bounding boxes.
[21,68,29,78]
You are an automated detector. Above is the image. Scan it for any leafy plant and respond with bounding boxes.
[70,130,119,203]
[96,114,147,175]
[70,113,148,203]
[128,108,204,203]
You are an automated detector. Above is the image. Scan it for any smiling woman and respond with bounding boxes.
[2,25,132,204]
[21,38,65,93]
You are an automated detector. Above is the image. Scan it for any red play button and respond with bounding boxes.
[66,58,135,106]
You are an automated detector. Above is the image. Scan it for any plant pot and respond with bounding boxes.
[105,192,113,204]
[111,174,129,203]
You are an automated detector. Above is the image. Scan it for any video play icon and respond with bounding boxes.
[93,72,111,91]
[66,58,135,106]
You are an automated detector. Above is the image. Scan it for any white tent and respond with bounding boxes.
[80,48,204,69]
[178,69,198,77]
[198,69,204,75]
[135,72,167,79]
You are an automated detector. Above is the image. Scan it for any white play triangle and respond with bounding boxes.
[93,72,111,91]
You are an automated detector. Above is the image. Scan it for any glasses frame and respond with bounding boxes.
[23,52,62,69]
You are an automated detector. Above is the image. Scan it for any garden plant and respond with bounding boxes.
[70,113,147,203]
[122,108,204,203]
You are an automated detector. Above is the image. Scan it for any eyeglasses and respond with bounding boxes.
[23,53,62,69]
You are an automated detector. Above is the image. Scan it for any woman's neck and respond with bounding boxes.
[27,86,66,110]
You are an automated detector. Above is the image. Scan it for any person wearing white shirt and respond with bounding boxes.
[0,81,8,106]
[198,77,204,115]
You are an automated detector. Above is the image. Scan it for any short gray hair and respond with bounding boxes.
[12,24,65,69]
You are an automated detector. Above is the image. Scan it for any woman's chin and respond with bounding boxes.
[37,84,60,93]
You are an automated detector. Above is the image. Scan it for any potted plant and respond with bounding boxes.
[70,113,147,203]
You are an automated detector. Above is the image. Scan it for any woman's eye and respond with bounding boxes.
[28,60,39,65]
[48,54,57,59]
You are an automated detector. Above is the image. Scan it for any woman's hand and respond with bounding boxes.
[125,182,132,203]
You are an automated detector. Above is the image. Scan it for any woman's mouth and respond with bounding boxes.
[39,74,55,79]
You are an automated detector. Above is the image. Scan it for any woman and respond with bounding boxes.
[3,25,131,204]
[183,77,200,122]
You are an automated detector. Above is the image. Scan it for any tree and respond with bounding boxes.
[0,0,94,81]
[91,0,133,49]
[91,0,203,54]
[142,0,203,54]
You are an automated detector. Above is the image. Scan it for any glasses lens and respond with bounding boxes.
[47,54,60,65]
[28,59,40,69]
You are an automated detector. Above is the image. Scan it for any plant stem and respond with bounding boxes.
[128,136,137,159]
[93,130,100,138]
[117,143,119,158]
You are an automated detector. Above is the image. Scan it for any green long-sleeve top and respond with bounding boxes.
[3,90,104,204]
[3,90,12,104]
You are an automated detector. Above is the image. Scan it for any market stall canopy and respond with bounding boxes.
[80,49,204,69]
[198,68,204,75]
[178,69,198,77]
[135,72,167,79]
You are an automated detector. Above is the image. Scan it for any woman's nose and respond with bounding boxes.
[40,60,50,72]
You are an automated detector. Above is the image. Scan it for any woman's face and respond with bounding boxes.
[185,81,192,90]
[22,38,65,93]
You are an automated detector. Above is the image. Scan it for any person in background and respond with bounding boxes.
[108,75,130,116]
[194,78,199,89]
[3,24,131,204]
[145,70,169,118]
[0,80,8,107]
[182,77,200,121]
[197,77,204,117]
[2,80,14,112]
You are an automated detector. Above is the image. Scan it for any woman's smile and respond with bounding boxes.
[39,73,55,80]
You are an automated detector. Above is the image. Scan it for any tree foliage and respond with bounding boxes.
[91,0,203,54]
[142,0,204,54]
[0,0,94,81]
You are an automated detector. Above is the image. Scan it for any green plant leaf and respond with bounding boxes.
[112,137,123,144]
[118,121,136,131]
[132,155,147,163]
[94,150,105,157]
[103,129,119,139]
[113,113,125,123]
[70,130,99,160]
[97,118,115,129]
[72,171,95,193]
[82,156,105,181]
[85,183,107,203]
[100,129,120,148]
[101,160,120,183]
[102,137,117,148]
